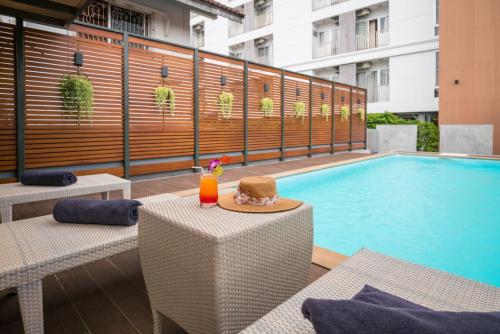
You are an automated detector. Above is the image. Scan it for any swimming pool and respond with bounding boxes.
[277,154,500,287]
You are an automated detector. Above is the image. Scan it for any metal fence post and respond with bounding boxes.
[15,18,25,180]
[364,88,368,149]
[122,32,130,179]
[193,49,200,167]
[308,77,313,157]
[243,61,249,165]
[331,82,335,154]
[349,87,353,151]
[280,70,285,161]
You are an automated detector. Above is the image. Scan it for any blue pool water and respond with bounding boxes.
[277,155,500,287]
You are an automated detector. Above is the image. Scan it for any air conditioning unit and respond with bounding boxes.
[193,24,204,32]
[255,0,267,8]
[255,38,267,46]
[358,62,372,70]
[357,8,371,17]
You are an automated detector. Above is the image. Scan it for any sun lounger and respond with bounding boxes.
[0,173,131,223]
[0,193,178,334]
[241,248,500,333]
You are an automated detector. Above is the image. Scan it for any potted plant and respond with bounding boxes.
[341,105,350,123]
[260,97,274,117]
[293,101,306,123]
[217,91,234,119]
[59,74,94,125]
[154,86,176,116]
[357,107,365,121]
[320,103,331,121]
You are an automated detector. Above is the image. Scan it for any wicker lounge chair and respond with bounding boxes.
[0,193,178,334]
[241,248,500,333]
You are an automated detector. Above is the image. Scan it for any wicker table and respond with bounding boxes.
[0,173,131,223]
[138,195,313,334]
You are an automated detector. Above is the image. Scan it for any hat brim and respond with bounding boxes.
[218,193,302,213]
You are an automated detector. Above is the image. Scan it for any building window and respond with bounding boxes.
[77,0,150,36]
[434,0,439,36]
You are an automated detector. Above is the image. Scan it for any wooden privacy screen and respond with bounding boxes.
[24,26,124,176]
[247,64,282,161]
[351,88,367,149]
[128,38,195,176]
[284,72,310,157]
[312,78,333,154]
[198,52,244,164]
[0,23,16,183]
[334,83,352,151]
[2,21,366,182]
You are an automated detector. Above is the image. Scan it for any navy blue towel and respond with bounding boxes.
[302,285,500,334]
[21,170,77,186]
[53,199,142,226]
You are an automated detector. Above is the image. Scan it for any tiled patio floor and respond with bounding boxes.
[0,152,368,333]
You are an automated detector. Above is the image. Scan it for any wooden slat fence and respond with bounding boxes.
[1,21,366,182]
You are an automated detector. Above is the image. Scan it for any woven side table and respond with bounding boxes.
[138,196,313,334]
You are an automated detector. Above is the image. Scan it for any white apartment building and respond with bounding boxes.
[191,0,440,120]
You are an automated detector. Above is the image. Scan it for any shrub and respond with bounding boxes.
[417,121,439,152]
[217,91,234,119]
[367,112,414,129]
[154,86,175,115]
[340,105,350,122]
[260,97,274,116]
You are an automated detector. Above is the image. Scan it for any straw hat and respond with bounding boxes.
[218,176,302,213]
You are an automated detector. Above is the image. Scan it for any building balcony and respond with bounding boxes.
[355,31,389,51]
[313,40,339,58]
[253,6,273,29]
[312,0,348,11]
[368,85,390,103]
[229,21,244,37]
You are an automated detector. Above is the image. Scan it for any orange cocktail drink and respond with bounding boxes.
[199,175,218,207]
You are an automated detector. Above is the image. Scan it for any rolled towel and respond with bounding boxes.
[302,288,500,334]
[53,199,143,226]
[21,170,77,186]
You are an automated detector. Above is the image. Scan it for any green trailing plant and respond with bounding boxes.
[260,97,274,117]
[357,107,365,122]
[293,101,306,123]
[340,105,350,122]
[58,74,94,125]
[217,91,234,119]
[154,86,176,116]
[320,104,331,121]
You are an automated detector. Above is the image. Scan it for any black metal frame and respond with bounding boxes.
[280,70,285,161]
[15,18,25,180]
[349,87,353,151]
[308,77,313,157]
[193,49,200,167]
[122,32,130,179]
[331,83,335,154]
[243,61,249,165]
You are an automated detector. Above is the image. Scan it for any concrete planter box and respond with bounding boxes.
[440,125,493,155]
[367,125,417,153]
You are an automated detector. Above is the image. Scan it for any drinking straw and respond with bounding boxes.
[192,166,205,176]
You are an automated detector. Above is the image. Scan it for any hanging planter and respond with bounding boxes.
[260,97,274,117]
[154,86,176,116]
[293,101,306,123]
[320,103,331,121]
[340,105,350,123]
[357,107,365,122]
[59,74,94,125]
[217,91,234,119]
